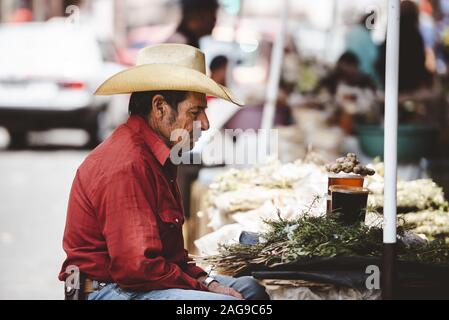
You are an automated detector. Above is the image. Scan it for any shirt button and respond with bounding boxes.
[175,218,179,223]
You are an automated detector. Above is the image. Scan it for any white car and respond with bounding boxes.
[0,21,124,148]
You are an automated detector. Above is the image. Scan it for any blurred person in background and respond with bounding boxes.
[8,0,33,23]
[209,55,228,86]
[345,12,379,84]
[9,8,33,23]
[317,52,376,96]
[419,0,438,73]
[317,52,377,134]
[59,43,269,300]
[166,0,219,48]
[376,0,434,93]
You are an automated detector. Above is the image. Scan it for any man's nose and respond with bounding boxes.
[198,110,210,131]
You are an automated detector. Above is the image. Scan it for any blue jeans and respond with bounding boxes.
[88,275,269,300]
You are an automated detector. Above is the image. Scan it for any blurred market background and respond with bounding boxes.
[1,0,449,299]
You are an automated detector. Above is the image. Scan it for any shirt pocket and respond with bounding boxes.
[157,207,185,231]
[156,207,185,255]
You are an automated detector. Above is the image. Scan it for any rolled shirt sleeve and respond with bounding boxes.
[183,250,208,279]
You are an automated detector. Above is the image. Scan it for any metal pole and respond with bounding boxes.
[260,0,289,131]
[325,0,338,62]
[382,0,400,300]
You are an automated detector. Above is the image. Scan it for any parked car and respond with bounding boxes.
[0,20,124,148]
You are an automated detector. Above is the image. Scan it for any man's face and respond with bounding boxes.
[157,92,209,150]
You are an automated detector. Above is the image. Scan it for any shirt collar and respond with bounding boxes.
[125,115,171,166]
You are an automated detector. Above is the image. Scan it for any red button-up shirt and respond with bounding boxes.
[59,115,208,292]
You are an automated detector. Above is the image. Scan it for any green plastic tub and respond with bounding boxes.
[356,124,438,161]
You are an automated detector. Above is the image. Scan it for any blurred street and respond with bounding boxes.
[0,132,88,299]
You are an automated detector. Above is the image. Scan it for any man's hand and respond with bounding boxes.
[197,276,244,299]
[208,281,244,300]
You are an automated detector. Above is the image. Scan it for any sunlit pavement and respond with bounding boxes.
[0,130,89,300]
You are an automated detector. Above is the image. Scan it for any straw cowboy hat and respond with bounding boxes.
[95,43,243,106]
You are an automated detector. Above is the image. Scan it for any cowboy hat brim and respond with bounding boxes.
[94,63,244,106]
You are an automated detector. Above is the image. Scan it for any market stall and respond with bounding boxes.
[185,0,449,300]
[192,155,449,299]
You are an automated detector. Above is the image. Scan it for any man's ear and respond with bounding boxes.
[151,95,167,119]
